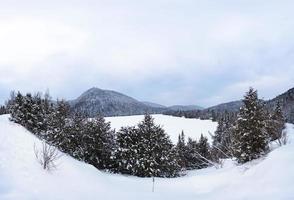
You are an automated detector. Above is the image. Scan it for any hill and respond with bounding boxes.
[267,87,294,123]
[168,105,204,111]
[69,87,164,117]
[205,100,243,113]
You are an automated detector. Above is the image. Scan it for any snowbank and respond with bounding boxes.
[0,114,293,200]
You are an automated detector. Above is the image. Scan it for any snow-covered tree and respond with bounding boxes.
[114,114,180,177]
[175,131,189,170]
[46,99,70,144]
[82,116,115,169]
[212,115,234,159]
[232,88,269,163]
[185,137,202,169]
[60,112,85,159]
[114,126,140,174]
[197,134,211,168]
[266,102,285,142]
[9,92,25,125]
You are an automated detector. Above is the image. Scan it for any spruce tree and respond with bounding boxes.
[185,137,201,169]
[233,88,269,163]
[212,115,233,159]
[82,116,115,169]
[47,99,70,144]
[136,114,179,177]
[268,102,285,141]
[9,92,24,124]
[197,134,211,168]
[115,126,140,174]
[60,112,85,159]
[176,131,189,170]
[115,114,180,177]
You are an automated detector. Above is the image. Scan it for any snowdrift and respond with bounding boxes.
[0,114,293,200]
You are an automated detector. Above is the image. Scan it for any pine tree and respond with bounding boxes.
[185,137,201,169]
[9,92,25,125]
[0,105,6,114]
[47,99,70,144]
[114,114,180,177]
[232,88,269,163]
[267,102,285,141]
[176,130,189,170]
[136,114,179,177]
[197,134,211,168]
[212,115,233,159]
[82,116,115,169]
[60,112,85,159]
[115,126,140,174]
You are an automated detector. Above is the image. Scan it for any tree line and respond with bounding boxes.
[3,87,286,177]
[5,91,212,177]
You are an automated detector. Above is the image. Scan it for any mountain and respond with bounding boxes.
[69,86,294,120]
[195,87,294,123]
[266,87,294,123]
[205,100,243,113]
[168,105,204,111]
[69,87,164,117]
[141,101,166,108]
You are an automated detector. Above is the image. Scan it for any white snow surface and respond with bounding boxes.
[0,114,294,200]
[106,114,218,143]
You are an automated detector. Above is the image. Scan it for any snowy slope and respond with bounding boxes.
[0,114,294,200]
[106,114,218,143]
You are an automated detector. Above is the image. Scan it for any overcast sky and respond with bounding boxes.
[0,0,294,107]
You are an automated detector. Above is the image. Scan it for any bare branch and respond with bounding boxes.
[34,142,62,171]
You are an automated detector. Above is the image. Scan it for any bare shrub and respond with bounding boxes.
[34,142,61,171]
[277,131,288,146]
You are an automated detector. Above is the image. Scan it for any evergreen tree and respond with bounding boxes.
[60,112,85,159]
[212,115,233,159]
[0,105,7,114]
[232,88,269,163]
[175,131,189,170]
[82,116,115,169]
[197,134,211,168]
[115,114,180,177]
[47,99,70,144]
[9,92,25,125]
[114,126,140,174]
[266,102,285,141]
[136,114,179,177]
[185,137,201,169]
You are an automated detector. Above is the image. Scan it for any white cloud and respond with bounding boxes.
[0,0,294,105]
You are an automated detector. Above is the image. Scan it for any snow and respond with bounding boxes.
[106,114,218,143]
[0,114,294,200]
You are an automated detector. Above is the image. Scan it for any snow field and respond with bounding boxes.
[106,114,218,143]
[0,114,293,200]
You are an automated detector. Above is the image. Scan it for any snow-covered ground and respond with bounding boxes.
[106,114,218,143]
[0,114,294,200]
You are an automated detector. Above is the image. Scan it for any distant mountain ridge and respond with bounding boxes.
[141,102,204,111]
[69,86,294,122]
[141,101,166,108]
[205,88,294,123]
[205,100,243,113]
[168,105,204,111]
